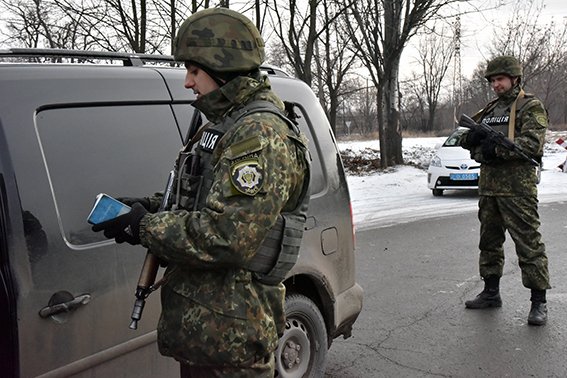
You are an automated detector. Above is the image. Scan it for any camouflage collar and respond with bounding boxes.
[191,76,271,122]
[497,84,522,104]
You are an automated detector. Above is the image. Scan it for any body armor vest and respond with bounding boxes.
[474,92,535,139]
[170,100,310,285]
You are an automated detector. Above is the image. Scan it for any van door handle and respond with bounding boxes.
[39,291,91,318]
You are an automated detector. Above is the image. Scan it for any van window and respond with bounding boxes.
[293,106,325,195]
[35,105,182,248]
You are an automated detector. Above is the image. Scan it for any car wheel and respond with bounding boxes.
[432,189,444,196]
[275,294,328,378]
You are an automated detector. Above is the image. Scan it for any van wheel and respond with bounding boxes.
[432,189,444,196]
[275,294,328,378]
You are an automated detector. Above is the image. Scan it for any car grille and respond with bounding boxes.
[445,165,481,170]
[436,176,478,187]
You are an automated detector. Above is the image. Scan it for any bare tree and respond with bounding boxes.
[0,0,79,48]
[0,0,224,53]
[340,75,378,136]
[269,0,318,86]
[75,0,151,53]
[412,24,455,132]
[345,0,461,168]
[145,0,194,54]
[312,0,357,134]
[400,72,428,132]
[266,0,358,134]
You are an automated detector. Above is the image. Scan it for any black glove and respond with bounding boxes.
[465,128,488,147]
[91,202,147,245]
[116,196,151,211]
[481,137,498,161]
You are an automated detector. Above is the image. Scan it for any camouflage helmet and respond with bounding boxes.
[173,7,265,72]
[484,55,523,80]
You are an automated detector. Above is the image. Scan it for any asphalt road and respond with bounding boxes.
[324,199,567,377]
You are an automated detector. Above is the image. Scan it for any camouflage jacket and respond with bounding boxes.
[461,85,547,196]
[138,75,310,366]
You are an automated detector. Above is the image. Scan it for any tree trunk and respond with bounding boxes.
[329,92,338,135]
[427,104,436,132]
[380,56,403,167]
[377,88,386,168]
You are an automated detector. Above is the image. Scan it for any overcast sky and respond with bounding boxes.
[399,0,567,82]
[459,0,567,78]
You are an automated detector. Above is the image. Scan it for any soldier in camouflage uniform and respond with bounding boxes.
[459,55,550,326]
[93,7,311,376]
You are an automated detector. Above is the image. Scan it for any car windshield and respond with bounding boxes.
[443,128,466,147]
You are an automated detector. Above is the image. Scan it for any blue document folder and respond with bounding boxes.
[87,193,131,224]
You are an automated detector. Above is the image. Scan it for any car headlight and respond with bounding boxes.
[429,155,442,168]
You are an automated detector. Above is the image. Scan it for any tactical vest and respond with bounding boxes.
[473,90,535,139]
[170,100,310,285]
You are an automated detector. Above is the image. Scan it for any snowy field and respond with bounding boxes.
[338,132,567,230]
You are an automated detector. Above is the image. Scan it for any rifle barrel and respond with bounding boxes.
[459,114,540,167]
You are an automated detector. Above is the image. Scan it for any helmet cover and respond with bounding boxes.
[485,55,523,80]
[173,7,265,72]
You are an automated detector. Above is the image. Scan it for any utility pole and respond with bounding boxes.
[452,15,462,127]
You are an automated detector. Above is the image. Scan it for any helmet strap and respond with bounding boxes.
[187,61,259,87]
[188,60,226,87]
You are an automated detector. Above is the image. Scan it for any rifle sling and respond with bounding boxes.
[508,88,525,141]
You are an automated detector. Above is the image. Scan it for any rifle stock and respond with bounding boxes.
[459,114,540,167]
[129,169,175,330]
[129,253,159,329]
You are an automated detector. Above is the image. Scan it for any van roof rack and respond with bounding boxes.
[0,48,176,66]
[0,48,292,77]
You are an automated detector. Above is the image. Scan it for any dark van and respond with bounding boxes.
[0,48,362,378]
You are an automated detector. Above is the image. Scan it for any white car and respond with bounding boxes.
[427,127,480,196]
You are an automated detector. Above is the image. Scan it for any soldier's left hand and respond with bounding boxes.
[466,128,488,147]
[116,196,151,211]
[91,202,148,245]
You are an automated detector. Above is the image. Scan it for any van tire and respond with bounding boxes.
[432,189,444,196]
[276,294,328,378]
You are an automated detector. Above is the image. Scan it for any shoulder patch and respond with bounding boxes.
[226,135,265,160]
[535,114,548,127]
[230,157,264,196]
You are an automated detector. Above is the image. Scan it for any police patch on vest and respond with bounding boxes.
[483,115,509,126]
[199,129,224,152]
[230,159,264,196]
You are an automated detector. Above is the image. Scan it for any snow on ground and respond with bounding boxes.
[339,132,567,230]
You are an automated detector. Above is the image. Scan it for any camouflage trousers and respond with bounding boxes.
[179,352,274,378]
[477,195,550,290]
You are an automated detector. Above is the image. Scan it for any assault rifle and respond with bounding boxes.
[458,114,540,167]
[129,169,175,330]
[129,110,203,329]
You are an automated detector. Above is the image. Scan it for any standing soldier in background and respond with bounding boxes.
[459,55,550,326]
[93,7,311,377]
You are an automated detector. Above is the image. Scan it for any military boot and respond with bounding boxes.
[527,289,547,326]
[465,276,502,309]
